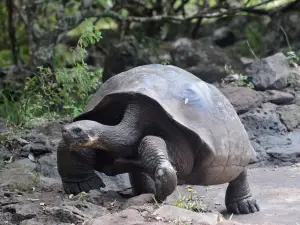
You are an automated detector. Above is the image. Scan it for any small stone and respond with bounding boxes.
[262,90,294,104]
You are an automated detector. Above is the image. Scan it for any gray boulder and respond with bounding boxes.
[244,53,292,91]
[276,104,300,131]
[240,103,287,139]
[219,87,263,114]
[264,131,300,163]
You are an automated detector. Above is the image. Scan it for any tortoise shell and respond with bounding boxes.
[74,64,255,175]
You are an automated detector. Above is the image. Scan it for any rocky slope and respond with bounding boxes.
[0,52,300,225]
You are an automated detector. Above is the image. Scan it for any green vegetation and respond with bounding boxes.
[0,19,103,127]
[79,191,86,201]
[287,51,300,67]
[172,187,207,212]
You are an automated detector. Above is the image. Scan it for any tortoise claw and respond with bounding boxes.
[226,197,260,214]
[62,175,105,195]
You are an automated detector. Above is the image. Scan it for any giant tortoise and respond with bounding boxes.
[57,64,259,214]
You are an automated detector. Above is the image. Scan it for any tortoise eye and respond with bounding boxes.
[72,127,82,134]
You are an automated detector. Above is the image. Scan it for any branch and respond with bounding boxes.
[6,0,19,65]
[64,0,277,25]
[55,0,290,42]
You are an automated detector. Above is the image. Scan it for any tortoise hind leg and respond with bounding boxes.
[225,169,260,214]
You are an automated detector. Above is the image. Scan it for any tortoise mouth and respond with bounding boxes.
[63,137,89,149]
[62,133,104,150]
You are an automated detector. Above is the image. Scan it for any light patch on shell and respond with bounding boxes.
[184,98,189,104]
[156,168,164,177]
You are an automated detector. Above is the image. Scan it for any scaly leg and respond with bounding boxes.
[225,170,260,214]
[137,135,177,202]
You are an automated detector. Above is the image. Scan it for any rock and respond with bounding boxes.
[153,205,219,224]
[3,120,65,159]
[262,90,294,104]
[121,194,154,210]
[0,159,40,192]
[255,134,292,151]
[267,146,300,163]
[96,172,131,194]
[265,131,300,163]
[21,140,53,157]
[83,190,125,210]
[294,92,300,106]
[249,141,270,164]
[219,87,263,114]
[170,37,244,83]
[102,36,151,82]
[44,206,86,223]
[0,145,12,161]
[40,199,109,224]
[251,130,300,164]
[84,208,169,225]
[36,153,59,178]
[240,103,287,139]
[39,176,62,192]
[244,53,291,91]
[30,120,65,143]
[276,104,300,131]
[3,203,37,223]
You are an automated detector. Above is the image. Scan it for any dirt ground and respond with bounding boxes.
[166,165,300,225]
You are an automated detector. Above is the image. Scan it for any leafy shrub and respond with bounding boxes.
[0,19,103,127]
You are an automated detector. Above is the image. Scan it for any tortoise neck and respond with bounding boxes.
[96,103,146,156]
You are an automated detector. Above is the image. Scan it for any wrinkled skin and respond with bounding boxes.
[57,140,107,194]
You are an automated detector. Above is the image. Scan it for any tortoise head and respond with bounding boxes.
[62,120,106,149]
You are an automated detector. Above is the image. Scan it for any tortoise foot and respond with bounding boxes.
[226,197,260,214]
[62,175,105,195]
[154,165,177,202]
[225,170,260,214]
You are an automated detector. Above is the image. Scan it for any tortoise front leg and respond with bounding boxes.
[137,135,177,202]
[97,136,178,201]
[57,140,107,194]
